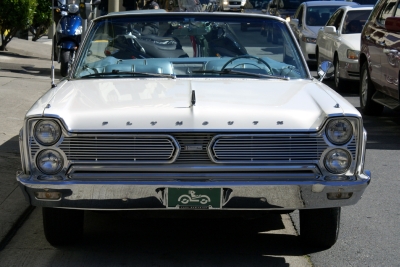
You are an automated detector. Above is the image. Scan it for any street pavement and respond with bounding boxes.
[0,35,58,249]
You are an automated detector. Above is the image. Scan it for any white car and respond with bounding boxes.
[289,1,359,63]
[316,5,373,91]
[17,10,370,249]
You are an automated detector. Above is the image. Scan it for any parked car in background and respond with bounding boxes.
[17,10,371,250]
[360,0,400,115]
[316,5,373,91]
[290,1,359,63]
[217,0,247,11]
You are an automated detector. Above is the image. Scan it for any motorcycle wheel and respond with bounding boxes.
[60,50,72,77]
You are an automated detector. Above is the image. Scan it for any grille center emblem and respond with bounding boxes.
[185,145,203,151]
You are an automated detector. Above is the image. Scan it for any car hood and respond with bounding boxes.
[28,79,358,132]
[303,26,322,37]
[340,33,362,50]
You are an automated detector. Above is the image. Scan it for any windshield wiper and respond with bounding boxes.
[192,69,290,80]
[80,70,177,79]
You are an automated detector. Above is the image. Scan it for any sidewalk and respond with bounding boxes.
[0,36,55,250]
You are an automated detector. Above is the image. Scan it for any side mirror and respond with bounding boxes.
[318,61,334,81]
[290,18,299,27]
[385,17,400,32]
[324,26,336,34]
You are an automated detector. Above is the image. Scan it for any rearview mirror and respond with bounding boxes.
[318,61,334,81]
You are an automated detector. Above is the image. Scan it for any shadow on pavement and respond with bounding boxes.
[41,210,323,265]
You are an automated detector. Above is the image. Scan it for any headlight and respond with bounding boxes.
[68,4,79,14]
[75,26,83,35]
[36,149,64,174]
[301,36,316,43]
[34,120,61,146]
[347,49,360,59]
[223,1,228,5]
[56,23,63,33]
[325,119,353,145]
[324,149,351,174]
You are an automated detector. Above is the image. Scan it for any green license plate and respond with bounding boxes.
[167,188,222,209]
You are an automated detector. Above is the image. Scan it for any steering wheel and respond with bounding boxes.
[221,55,272,74]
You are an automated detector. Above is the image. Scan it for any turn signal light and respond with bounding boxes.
[35,191,61,200]
[327,192,353,200]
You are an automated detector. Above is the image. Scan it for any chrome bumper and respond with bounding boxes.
[17,171,371,210]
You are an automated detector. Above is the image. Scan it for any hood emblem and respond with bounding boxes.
[253,121,259,125]
[127,121,132,126]
[228,121,234,125]
[150,121,157,126]
[202,121,208,125]
[102,122,108,126]
[176,121,183,126]
[277,121,283,125]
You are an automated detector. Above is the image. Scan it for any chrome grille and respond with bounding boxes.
[59,135,178,163]
[174,133,213,163]
[210,134,329,163]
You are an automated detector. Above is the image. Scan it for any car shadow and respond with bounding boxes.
[42,210,325,266]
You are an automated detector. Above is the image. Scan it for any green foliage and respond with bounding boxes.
[30,0,53,41]
[0,0,37,50]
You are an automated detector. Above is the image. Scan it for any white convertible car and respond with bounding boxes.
[316,5,373,91]
[17,9,370,249]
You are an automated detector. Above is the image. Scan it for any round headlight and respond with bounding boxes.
[36,150,64,174]
[34,120,61,146]
[324,149,351,174]
[325,119,353,145]
[68,4,79,14]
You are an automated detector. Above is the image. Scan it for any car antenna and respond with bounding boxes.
[50,0,56,88]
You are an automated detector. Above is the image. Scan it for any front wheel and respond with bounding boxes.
[60,49,72,77]
[360,61,384,116]
[300,207,340,249]
[43,207,84,247]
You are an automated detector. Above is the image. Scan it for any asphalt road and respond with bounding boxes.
[0,39,400,266]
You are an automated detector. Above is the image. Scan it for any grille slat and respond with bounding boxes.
[29,133,357,164]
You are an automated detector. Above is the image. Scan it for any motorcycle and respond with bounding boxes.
[53,1,82,77]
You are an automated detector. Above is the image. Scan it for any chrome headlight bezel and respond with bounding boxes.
[33,120,62,146]
[36,149,64,175]
[325,118,353,145]
[324,148,352,174]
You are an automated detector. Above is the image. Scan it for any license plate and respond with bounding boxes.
[167,188,222,209]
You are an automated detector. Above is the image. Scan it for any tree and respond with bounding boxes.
[0,0,37,51]
[30,0,52,41]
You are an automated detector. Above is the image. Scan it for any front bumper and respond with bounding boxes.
[17,171,371,210]
[339,60,360,81]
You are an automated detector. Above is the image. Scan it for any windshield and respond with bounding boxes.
[343,10,372,34]
[73,13,308,79]
[306,6,345,26]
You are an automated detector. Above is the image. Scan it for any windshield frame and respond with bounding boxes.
[71,12,311,80]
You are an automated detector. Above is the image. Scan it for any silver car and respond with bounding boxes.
[289,1,359,63]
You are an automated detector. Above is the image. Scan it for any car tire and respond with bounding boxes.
[60,49,72,77]
[300,207,340,249]
[360,61,384,116]
[334,57,346,91]
[43,207,84,247]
